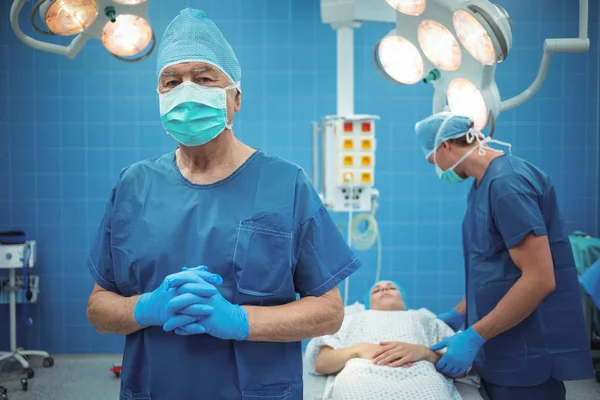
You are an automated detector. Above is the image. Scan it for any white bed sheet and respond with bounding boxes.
[302,303,484,400]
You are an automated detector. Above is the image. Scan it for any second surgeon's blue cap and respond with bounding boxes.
[415,112,472,158]
[156,8,241,84]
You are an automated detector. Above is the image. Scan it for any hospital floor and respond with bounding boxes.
[1,355,599,400]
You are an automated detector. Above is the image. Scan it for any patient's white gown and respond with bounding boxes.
[305,309,462,400]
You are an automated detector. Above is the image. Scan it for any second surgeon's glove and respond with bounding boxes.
[437,308,466,331]
[163,286,249,341]
[430,327,486,377]
[133,266,222,327]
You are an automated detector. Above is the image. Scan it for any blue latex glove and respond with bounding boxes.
[580,259,600,309]
[437,308,466,331]
[430,327,486,377]
[167,266,223,288]
[163,284,249,341]
[133,266,222,327]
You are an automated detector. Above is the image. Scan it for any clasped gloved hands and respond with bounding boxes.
[134,266,249,341]
[164,266,249,341]
[436,308,465,331]
[430,327,486,377]
[133,266,222,327]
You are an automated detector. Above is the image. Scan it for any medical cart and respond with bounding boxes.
[0,235,54,395]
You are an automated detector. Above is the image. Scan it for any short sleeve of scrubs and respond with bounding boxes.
[491,177,548,249]
[87,187,121,294]
[292,171,360,298]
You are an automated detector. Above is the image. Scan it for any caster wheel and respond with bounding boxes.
[21,379,28,392]
[595,371,600,383]
[24,367,35,379]
[43,357,54,368]
[114,372,121,378]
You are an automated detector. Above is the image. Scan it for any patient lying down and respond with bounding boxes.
[309,281,465,400]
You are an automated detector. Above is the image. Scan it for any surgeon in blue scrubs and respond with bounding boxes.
[413,112,593,399]
[85,9,360,400]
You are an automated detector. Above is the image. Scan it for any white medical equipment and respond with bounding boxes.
[319,115,378,214]
[316,0,397,305]
[316,116,383,305]
[0,240,54,393]
[10,0,155,62]
[375,0,591,130]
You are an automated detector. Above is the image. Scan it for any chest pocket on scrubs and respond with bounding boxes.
[232,220,293,296]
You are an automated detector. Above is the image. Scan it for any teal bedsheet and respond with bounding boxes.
[570,231,600,334]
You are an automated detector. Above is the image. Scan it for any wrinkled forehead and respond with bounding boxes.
[159,62,227,81]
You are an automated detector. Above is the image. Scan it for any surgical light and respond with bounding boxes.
[376,0,516,130]
[385,0,426,16]
[447,78,487,129]
[375,33,424,85]
[378,0,514,125]
[11,0,156,63]
[378,0,591,130]
[101,14,152,57]
[417,20,461,71]
[453,9,496,66]
[43,0,98,36]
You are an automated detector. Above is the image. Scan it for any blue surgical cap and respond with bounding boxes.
[156,8,242,84]
[415,112,472,158]
[364,281,408,309]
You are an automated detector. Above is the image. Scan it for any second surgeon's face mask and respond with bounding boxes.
[159,81,238,146]
[435,163,465,184]
[432,115,469,184]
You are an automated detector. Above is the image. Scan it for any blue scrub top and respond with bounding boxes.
[462,155,593,387]
[87,150,361,400]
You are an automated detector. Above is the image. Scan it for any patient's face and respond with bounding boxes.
[370,281,405,311]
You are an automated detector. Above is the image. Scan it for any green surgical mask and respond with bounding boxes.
[434,140,481,184]
[436,165,465,184]
[159,81,238,147]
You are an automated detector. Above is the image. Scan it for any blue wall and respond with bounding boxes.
[0,0,598,354]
